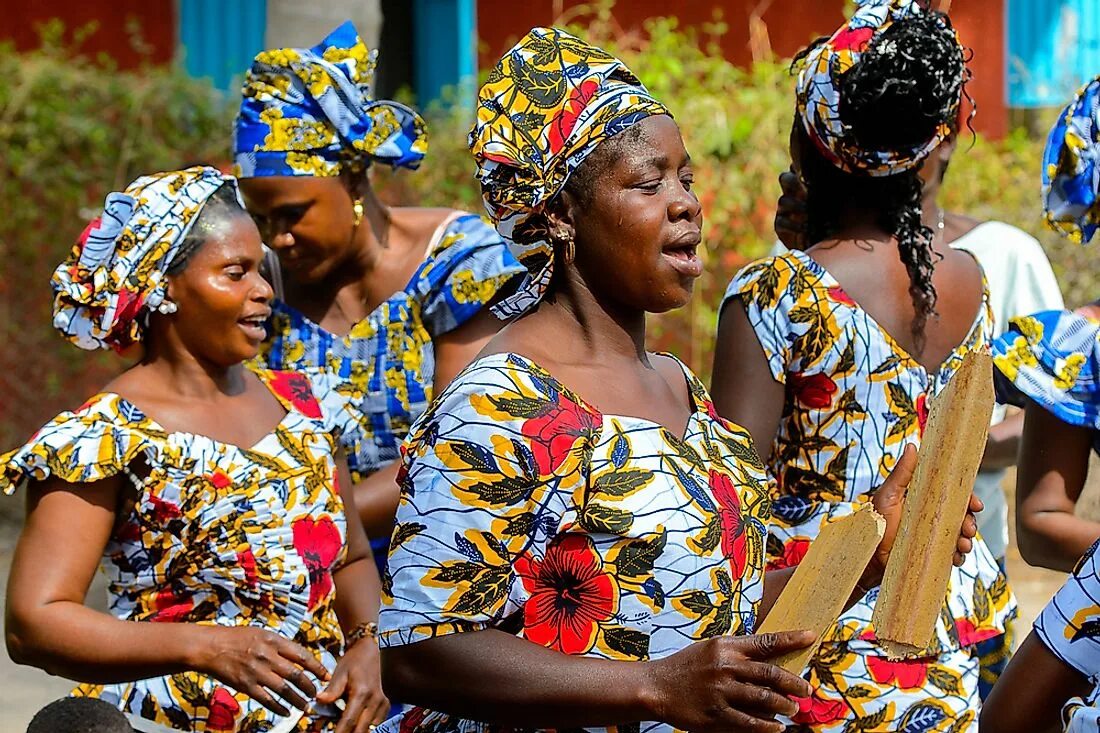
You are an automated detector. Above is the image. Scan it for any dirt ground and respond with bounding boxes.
[0,462,1095,731]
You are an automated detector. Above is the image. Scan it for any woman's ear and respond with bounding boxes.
[545,194,578,244]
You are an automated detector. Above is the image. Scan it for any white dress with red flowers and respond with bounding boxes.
[726,251,1016,732]
[378,352,771,733]
[0,368,353,732]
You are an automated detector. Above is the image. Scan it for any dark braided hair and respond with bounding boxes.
[794,12,968,351]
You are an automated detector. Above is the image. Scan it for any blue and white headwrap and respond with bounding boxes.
[1043,76,1100,243]
[233,21,427,178]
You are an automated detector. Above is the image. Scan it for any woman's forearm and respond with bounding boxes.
[354,462,402,539]
[333,557,381,632]
[6,601,211,684]
[1017,512,1100,572]
[381,629,656,727]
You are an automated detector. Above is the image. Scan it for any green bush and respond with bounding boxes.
[0,24,233,521]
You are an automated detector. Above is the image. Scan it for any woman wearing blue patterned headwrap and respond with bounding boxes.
[233,21,525,571]
[982,79,1100,733]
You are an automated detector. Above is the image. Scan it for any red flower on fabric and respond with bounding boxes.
[547,78,600,154]
[292,516,342,609]
[148,495,182,523]
[916,393,929,436]
[789,372,838,409]
[709,471,749,579]
[237,548,259,590]
[115,288,147,328]
[515,534,617,655]
[116,521,142,543]
[209,470,232,490]
[766,538,811,571]
[521,396,601,475]
[955,617,1001,647]
[267,371,322,419]
[827,285,856,307]
[866,655,929,689]
[398,707,429,733]
[207,687,241,731]
[150,588,193,623]
[791,691,847,725]
[831,25,875,52]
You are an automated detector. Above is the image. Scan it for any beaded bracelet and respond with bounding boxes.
[346,621,379,649]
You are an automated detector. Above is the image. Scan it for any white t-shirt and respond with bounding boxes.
[769,222,1064,559]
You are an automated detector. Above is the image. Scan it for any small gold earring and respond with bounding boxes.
[562,236,575,265]
[352,198,364,228]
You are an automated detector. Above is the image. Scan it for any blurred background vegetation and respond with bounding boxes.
[0,8,1093,521]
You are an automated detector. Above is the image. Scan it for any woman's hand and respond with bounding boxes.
[197,626,330,717]
[867,445,982,586]
[645,631,815,733]
[318,639,389,733]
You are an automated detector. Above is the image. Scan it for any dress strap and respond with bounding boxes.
[425,210,464,257]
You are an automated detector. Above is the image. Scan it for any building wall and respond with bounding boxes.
[475,0,1007,138]
[2,0,175,68]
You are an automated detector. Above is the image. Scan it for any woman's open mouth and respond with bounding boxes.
[661,236,703,278]
[238,314,269,341]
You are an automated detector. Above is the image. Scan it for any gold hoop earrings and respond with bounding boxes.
[562,236,575,265]
[352,198,364,228]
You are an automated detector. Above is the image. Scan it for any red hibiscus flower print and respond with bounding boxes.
[521,396,601,475]
[209,470,232,490]
[147,495,182,523]
[207,687,241,731]
[826,285,856,307]
[267,371,322,419]
[115,288,147,328]
[237,548,259,590]
[789,372,838,410]
[955,617,1001,647]
[791,691,847,725]
[831,25,875,52]
[292,516,342,609]
[709,471,749,580]
[916,393,929,436]
[866,655,929,689]
[766,538,811,571]
[151,588,193,623]
[515,534,617,655]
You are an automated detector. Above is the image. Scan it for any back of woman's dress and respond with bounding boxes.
[727,250,1016,732]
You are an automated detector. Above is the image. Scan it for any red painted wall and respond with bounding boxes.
[2,0,175,68]
[476,0,1006,138]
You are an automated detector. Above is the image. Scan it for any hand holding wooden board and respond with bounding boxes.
[871,351,995,659]
[756,504,885,674]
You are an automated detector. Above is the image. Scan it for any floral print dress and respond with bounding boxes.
[727,250,1016,733]
[0,368,354,733]
[1035,540,1100,732]
[258,213,524,568]
[378,352,771,733]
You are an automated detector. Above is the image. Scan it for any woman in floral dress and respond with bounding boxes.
[232,21,525,569]
[4,168,385,733]
[374,27,979,733]
[711,2,1014,731]
[981,77,1100,733]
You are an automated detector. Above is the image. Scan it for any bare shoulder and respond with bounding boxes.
[390,206,460,243]
[651,352,691,405]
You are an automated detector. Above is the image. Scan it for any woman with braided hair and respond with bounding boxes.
[711,2,1015,730]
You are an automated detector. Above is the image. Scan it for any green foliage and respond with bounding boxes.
[0,26,234,478]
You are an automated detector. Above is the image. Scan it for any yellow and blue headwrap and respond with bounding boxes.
[1042,76,1100,243]
[52,167,239,352]
[469,27,669,318]
[233,21,427,178]
[795,0,962,177]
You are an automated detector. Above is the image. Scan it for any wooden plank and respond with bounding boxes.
[757,504,886,674]
[871,351,995,659]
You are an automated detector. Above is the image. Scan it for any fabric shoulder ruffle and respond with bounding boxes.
[0,394,165,495]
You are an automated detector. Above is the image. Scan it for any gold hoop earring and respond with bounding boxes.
[562,236,575,265]
[352,198,364,228]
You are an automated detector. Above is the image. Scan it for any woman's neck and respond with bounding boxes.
[138,338,246,400]
[536,272,649,365]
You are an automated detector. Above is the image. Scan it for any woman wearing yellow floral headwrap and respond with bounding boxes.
[232,21,525,573]
[711,1,1012,730]
[372,27,980,733]
[3,167,388,732]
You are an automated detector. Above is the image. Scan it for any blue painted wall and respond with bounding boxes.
[412,0,477,108]
[178,0,268,93]
[1008,0,1100,107]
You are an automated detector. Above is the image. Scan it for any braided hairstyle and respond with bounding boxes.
[793,12,968,351]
